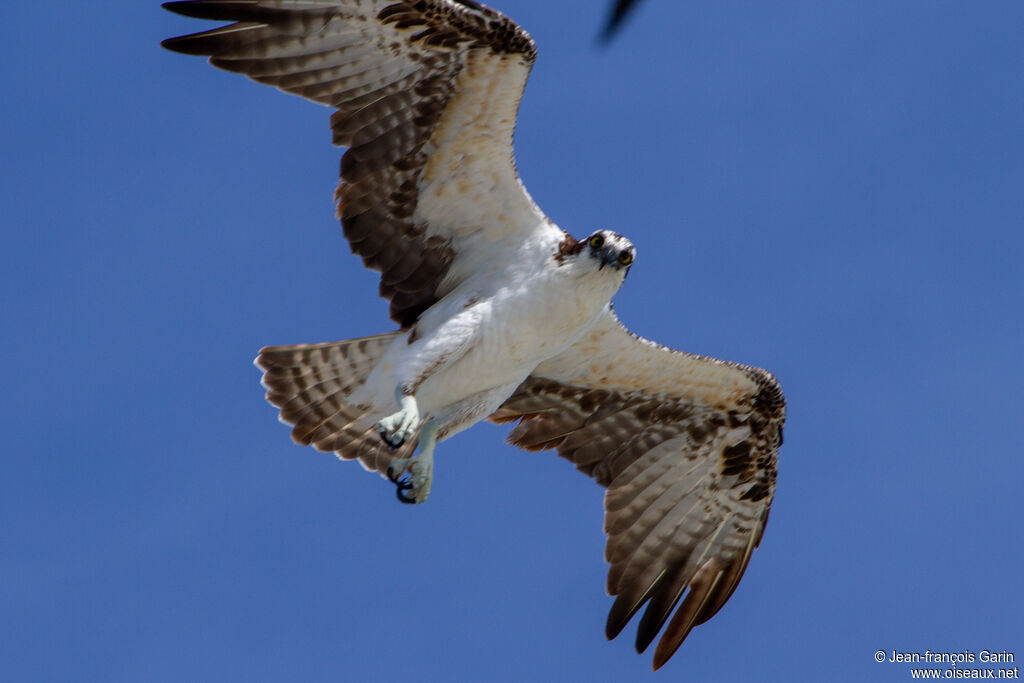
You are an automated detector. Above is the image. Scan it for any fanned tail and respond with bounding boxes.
[255,333,415,475]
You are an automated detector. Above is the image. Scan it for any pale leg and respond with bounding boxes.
[386,420,438,504]
[377,394,421,448]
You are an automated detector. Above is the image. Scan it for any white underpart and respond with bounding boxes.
[352,237,627,442]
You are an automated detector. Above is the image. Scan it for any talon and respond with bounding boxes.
[379,428,403,449]
[377,396,421,450]
[387,458,411,483]
[386,455,431,504]
[383,420,436,506]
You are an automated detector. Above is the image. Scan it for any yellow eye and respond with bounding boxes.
[618,251,633,266]
[588,234,604,249]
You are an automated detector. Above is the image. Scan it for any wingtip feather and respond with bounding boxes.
[161,1,190,15]
[160,33,212,56]
[162,1,258,21]
[605,568,665,642]
[650,564,725,669]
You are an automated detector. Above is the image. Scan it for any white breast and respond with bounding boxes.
[351,231,625,430]
[416,243,622,413]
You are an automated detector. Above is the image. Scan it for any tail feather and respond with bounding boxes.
[255,333,415,475]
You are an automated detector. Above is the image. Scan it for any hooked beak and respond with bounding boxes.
[599,246,620,270]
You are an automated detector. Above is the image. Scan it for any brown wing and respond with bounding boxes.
[490,309,785,670]
[163,1,554,327]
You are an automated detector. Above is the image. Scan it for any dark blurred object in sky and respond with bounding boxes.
[601,0,645,42]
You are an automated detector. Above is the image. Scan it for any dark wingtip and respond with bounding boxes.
[162,1,198,17]
[605,613,626,642]
[160,36,183,52]
[161,1,253,53]
[160,2,193,51]
[606,576,664,645]
[163,1,267,21]
[160,34,208,55]
[634,618,658,655]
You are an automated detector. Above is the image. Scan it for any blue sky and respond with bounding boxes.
[2,1,1022,680]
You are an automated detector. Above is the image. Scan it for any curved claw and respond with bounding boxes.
[377,397,421,449]
[378,426,403,450]
[382,427,434,505]
[395,485,419,504]
[388,461,421,503]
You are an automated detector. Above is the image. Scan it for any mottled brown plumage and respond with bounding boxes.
[491,309,783,669]
[162,0,536,327]
[256,333,418,475]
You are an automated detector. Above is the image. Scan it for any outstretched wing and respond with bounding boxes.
[490,308,785,670]
[162,0,558,327]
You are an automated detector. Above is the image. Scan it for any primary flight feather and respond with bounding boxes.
[162,0,785,669]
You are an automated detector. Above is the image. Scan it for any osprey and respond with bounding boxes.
[162,0,785,670]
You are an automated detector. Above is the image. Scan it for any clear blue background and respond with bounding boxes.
[2,1,1021,680]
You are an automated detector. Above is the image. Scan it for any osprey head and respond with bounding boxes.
[584,229,635,273]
